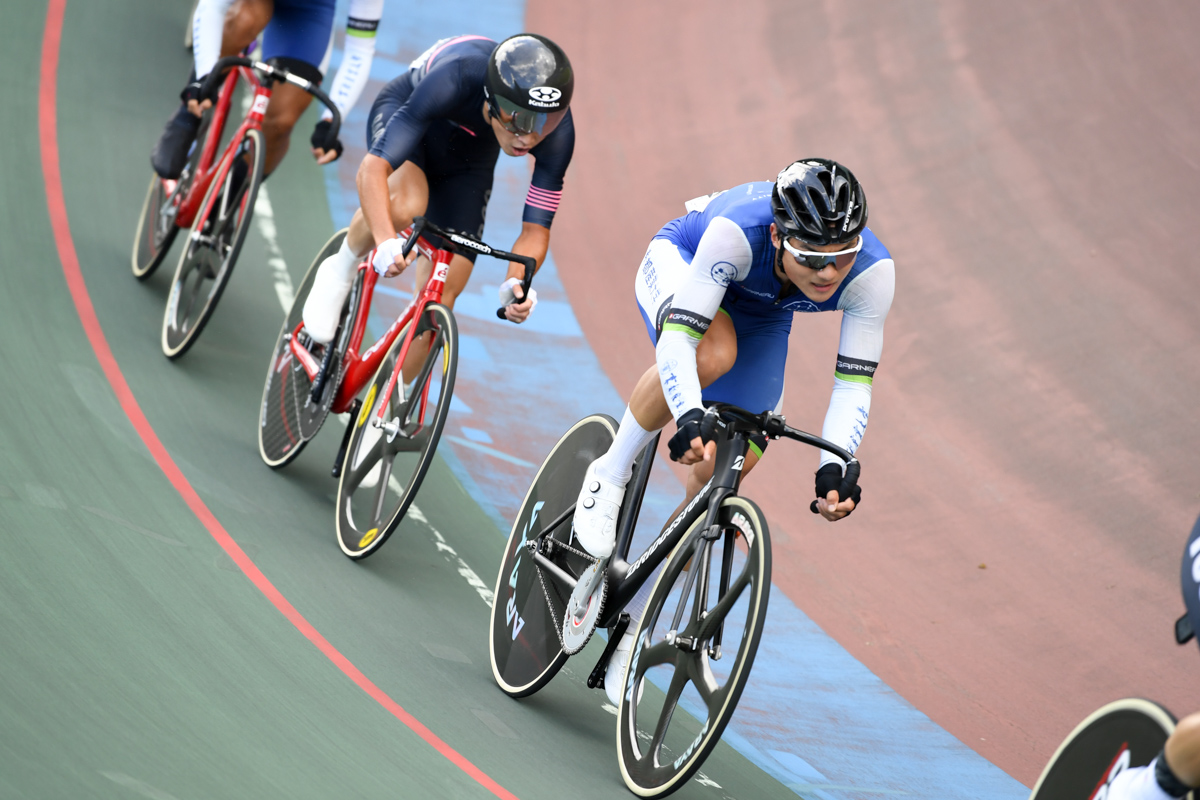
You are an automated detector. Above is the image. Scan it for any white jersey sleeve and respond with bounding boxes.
[655,215,753,422]
[819,257,895,469]
[191,0,235,79]
[321,0,384,121]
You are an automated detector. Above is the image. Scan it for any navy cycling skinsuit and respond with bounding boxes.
[366,35,576,259]
[635,181,895,462]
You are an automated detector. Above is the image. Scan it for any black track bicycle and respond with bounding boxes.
[488,403,859,797]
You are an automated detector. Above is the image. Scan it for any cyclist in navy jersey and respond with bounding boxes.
[151,0,384,180]
[301,33,575,341]
[570,159,896,704]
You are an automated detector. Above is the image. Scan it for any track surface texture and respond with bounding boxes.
[534,0,1200,784]
[1,1,799,798]
[7,0,1200,797]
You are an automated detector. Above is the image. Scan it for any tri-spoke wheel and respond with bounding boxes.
[259,228,357,468]
[335,303,458,559]
[131,112,211,280]
[161,127,264,359]
[617,496,771,798]
[488,414,617,698]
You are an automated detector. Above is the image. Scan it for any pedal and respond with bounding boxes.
[587,613,630,690]
[330,399,361,478]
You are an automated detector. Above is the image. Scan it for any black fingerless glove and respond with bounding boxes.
[311,119,344,161]
[668,408,715,462]
[812,463,862,514]
[180,75,216,106]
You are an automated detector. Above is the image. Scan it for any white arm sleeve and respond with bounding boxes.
[192,0,235,79]
[656,215,753,422]
[321,0,384,121]
[819,258,895,469]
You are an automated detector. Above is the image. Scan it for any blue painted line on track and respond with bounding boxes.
[320,4,1028,798]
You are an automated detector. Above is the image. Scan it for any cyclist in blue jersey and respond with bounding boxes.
[570,159,895,702]
[151,0,384,180]
[300,33,575,341]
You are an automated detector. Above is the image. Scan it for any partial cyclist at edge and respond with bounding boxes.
[573,158,895,702]
[150,0,385,181]
[299,32,575,343]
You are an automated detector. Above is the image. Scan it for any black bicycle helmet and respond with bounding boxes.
[484,34,573,135]
[771,158,868,246]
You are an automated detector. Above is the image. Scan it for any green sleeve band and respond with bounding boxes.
[662,322,704,340]
[834,371,873,384]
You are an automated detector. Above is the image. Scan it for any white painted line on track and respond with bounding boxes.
[251,187,295,313]
[100,772,182,800]
[407,502,494,608]
[443,435,536,469]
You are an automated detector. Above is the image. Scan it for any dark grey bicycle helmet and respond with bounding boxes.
[772,158,868,246]
[484,34,573,135]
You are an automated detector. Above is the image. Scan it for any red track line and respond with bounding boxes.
[37,3,517,798]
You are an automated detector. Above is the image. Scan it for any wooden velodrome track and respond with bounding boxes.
[538,0,1200,783]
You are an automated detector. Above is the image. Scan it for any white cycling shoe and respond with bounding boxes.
[301,253,357,345]
[1107,763,1176,800]
[605,628,643,707]
[572,460,626,559]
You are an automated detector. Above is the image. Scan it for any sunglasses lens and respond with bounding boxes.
[496,97,548,135]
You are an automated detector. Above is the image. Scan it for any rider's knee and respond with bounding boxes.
[261,109,299,142]
[696,332,736,386]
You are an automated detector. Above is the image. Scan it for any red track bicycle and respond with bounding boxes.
[258,217,535,559]
[130,55,340,359]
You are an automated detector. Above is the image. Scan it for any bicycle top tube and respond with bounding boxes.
[600,402,861,626]
[200,56,342,143]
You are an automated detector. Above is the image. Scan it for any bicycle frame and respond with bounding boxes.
[169,65,265,231]
[287,231,451,425]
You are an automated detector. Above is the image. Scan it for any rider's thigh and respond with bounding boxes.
[263,81,314,136]
[438,254,475,309]
[221,0,272,55]
[696,311,737,387]
[387,162,431,230]
[684,444,760,501]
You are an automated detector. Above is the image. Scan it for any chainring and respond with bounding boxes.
[561,560,606,655]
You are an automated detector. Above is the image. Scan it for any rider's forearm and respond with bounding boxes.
[356,155,398,247]
[322,0,383,120]
[506,222,550,281]
[191,0,234,79]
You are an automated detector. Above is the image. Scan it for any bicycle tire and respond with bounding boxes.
[131,111,212,280]
[335,303,457,559]
[489,414,617,698]
[1028,698,1182,800]
[617,495,771,798]
[258,228,355,468]
[161,126,264,359]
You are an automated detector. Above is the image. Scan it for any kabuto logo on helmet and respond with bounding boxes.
[526,86,563,108]
[529,86,561,103]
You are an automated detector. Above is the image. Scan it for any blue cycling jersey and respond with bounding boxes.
[657,181,892,314]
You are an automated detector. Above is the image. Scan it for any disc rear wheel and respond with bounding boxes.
[259,229,357,468]
[488,414,617,698]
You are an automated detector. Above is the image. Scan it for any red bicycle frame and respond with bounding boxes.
[165,65,266,231]
[288,230,452,424]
